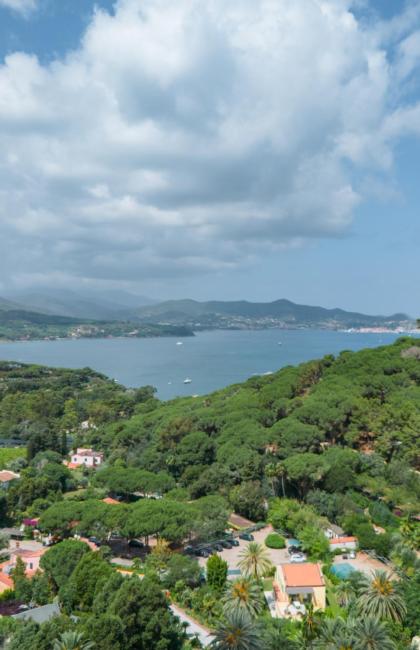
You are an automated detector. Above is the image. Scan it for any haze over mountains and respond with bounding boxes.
[0,290,413,333]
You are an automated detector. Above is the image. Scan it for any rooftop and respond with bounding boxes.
[281,563,325,588]
[0,471,20,483]
[330,536,357,545]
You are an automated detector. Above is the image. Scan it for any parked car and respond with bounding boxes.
[220,540,232,549]
[184,545,195,555]
[239,532,254,541]
[290,553,306,563]
[229,538,240,547]
[212,543,224,552]
[128,539,144,548]
[198,548,211,558]
[348,550,356,559]
[89,536,102,547]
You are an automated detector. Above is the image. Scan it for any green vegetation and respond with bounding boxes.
[1,338,420,648]
[0,308,193,341]
[0,448,25,468]
[264,532,286,549]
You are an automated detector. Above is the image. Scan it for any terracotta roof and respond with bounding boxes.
[0,471,19,482]
[329,536,357,545]
[67,463,79,470]
[0,572,13,588]
[102,497,120,505]
[282,563,325,588]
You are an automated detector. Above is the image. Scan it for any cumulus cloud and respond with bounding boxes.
[0,0,37,15]
[1,0,420,289]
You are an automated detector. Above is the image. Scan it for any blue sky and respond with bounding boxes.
[0,0,420,316]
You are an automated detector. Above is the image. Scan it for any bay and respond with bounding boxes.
[0,329,414,400]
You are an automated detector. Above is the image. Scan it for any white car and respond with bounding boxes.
[290,553,306,563]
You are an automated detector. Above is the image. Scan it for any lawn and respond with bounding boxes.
[0,447,25,468]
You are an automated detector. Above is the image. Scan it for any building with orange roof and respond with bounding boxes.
[102,497,120,505]
[329,536,357,551]
[0,547,47,593]
[273,563,326,618]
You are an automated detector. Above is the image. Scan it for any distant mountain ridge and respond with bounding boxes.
[132,298,411,330]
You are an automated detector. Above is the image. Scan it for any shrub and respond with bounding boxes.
[264,533,286,549]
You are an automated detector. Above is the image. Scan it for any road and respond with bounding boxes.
[170,603,215,647]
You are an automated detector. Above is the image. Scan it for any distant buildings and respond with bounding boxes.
[69,448,103,468]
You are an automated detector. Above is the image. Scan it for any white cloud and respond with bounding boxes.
[0,0,420,288]
[0,0,37,16]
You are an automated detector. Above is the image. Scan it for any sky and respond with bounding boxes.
[0,0,420,316]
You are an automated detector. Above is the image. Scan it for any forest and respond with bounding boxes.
[0,338,419,648]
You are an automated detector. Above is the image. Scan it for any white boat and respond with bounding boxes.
[176,341,183,346]
[183,378,192,384]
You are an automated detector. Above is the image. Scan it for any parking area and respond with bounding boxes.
[197,526,289,571]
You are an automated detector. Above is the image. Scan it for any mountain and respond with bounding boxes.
[132,298,412,330]
[0,297,27,312]
[3,288,156,320]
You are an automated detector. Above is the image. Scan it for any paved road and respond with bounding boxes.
[170,603,215,647]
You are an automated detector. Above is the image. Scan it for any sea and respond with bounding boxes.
[0,329,416,401]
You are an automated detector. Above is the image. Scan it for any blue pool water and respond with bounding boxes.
[331,563,356,579]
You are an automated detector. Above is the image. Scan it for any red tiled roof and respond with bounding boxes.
[329,536,357,545]
[0,572,13,588]
[102,497,120,505]
[0,471,19,483]
[282,563,325,588]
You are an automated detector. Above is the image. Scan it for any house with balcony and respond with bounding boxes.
[272,563,326,618]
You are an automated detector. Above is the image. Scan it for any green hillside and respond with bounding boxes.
[134,297,411,330]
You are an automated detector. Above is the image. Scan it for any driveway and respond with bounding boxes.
[170,604,214,647]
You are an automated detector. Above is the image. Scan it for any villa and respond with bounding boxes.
[69,448,104,468]
[272,563,326,618]
[0,547,47,593]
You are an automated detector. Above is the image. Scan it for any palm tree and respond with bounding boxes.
[210,609,262,650]
[301,602,324,644]
[222,578,264,618]
[53,631,94,650]
[314,616,354,649]
[238,542,273,580]
[353,617,396,650]
[334,580,356,607]
[357,570,407,623]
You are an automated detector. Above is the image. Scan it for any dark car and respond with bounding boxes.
[213,543,224,552]
[228,538,240,547]
[239,532,254,541]
[128,539,144,548]
[184,545,195,555]
[198,548,211,558]
[89,536,102,547]
[220,540,232,549]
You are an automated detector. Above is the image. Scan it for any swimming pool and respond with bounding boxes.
[331,563,356,579]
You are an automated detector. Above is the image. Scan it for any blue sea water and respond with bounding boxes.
[0,329,414,400]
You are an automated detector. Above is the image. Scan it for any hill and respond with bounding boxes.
[132,298,411,330]
[0,308,193,341]
[3,288,155,320]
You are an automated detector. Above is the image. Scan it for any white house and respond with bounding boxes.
[324,524,344,539]
[329,536,358,551]
[70,448,103,468]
